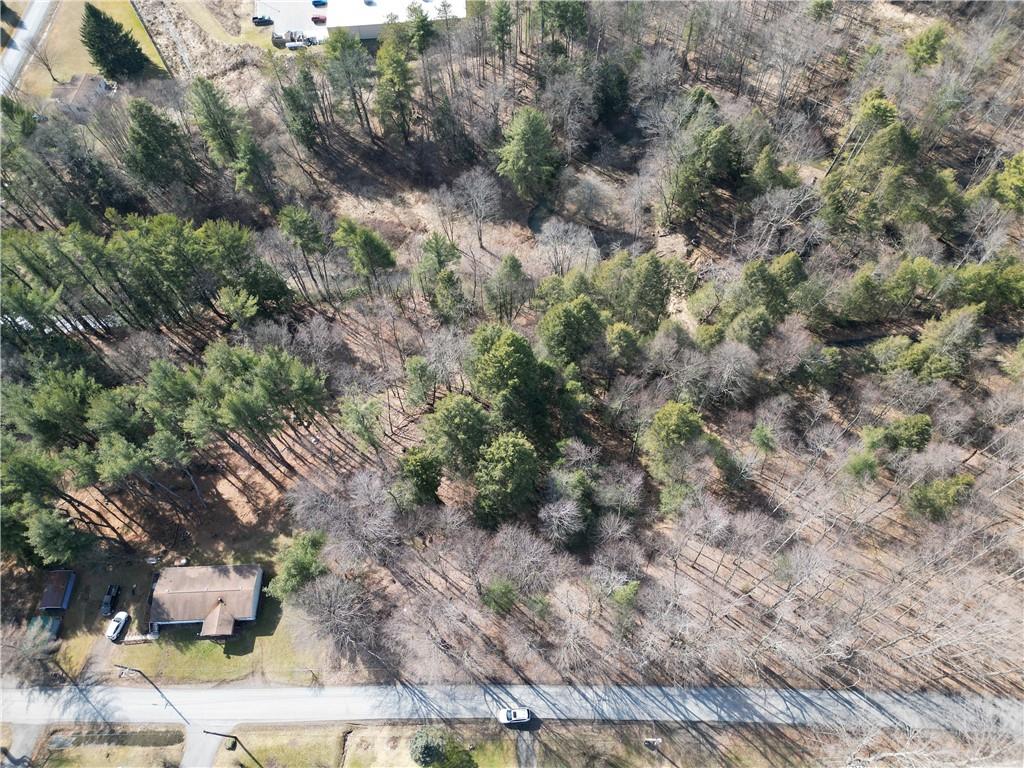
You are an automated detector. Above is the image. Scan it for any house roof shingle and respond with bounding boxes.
[150,565,262,637]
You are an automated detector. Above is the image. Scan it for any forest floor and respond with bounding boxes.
[2,0,1019,710]
[3,134,1016,696]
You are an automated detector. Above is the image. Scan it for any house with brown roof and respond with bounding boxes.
[148,565,263,639]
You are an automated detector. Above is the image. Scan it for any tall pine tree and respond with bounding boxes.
[497,108,557,201]
[80,3,150,81]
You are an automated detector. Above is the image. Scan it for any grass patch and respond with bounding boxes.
[41,728,184,768]
[110,595,316,683]
[56,558,152,676]
[111,624,255,683]
[46,743,181,768]
[174,2,275,50]
[213,726,346,768]
[469,735,517,768]
[18,0,165,98]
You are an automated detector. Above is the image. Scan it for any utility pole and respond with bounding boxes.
[203,730,264,768]
[113,664,189,724]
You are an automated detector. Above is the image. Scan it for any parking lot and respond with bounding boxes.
[253,0,466,42]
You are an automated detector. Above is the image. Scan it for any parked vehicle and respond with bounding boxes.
[105,611,129,641]
[251,15,273,26]
[285,41,306,50]
[496,707,532,725]
[312,0,327,6]
[100,584,120,617]
[311,15,326,23]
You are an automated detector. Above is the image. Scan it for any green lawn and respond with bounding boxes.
[342,725,514,768]
[45,742,182,768]
[471,736,517,768]
[214,726,346,768]
[40,728,184,768]
[18,0,165,98]
[56,559,153,676]
[110,595,318,683]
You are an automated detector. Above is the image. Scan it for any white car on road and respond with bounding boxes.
[105,611,129,641]
[496,707,532,724]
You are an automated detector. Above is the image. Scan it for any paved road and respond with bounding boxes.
[0,0,55,95]
[3,683,1021,735]
[0,723,41,767]
[179,726,223,768]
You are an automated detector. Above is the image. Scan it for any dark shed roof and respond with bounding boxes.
[39,570,76,611]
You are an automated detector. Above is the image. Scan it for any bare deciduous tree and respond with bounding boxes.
[593,462,645,515]
[1,621,59,687]
[429,184,459,243]
[703,340,758,405]
[25,37,60,83]
[480,524,569,595]
[453,167,500,247]
[538,498,585,545]
[535,218,598,277]
[540,71,595,159]
[550,612,597,673]
[297,574,375,654]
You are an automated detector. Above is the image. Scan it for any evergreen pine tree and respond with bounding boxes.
[80,2,150,81]
[189,77,240,165]
[124,99,199,188]
[497,107,557,202]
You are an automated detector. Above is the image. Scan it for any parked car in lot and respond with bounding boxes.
[251,15,273,26]
[105,611,129,641]
[312,0,327,6]
[496,707,532,725]
[311,14,327,23]
[100,584,120,617]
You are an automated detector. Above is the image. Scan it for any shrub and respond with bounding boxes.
[908,474,973,520]
[265,532,327,600]
[481,579,518,614]
[883,414,932,452]
[410,726,448,766]
[474,432,539,528]
[845,449,879,483]
[694,323,725,351]
[611,580,640,609]
[1002,339,1024,381]
[399,447,443,504]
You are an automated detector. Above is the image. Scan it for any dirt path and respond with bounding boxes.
[515,729,537,768]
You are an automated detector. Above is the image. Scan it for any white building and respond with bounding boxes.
[256,0,466,43]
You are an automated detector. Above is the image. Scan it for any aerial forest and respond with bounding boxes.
[2,2,1022,753]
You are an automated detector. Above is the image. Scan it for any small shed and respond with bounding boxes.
[39,570,76,611]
